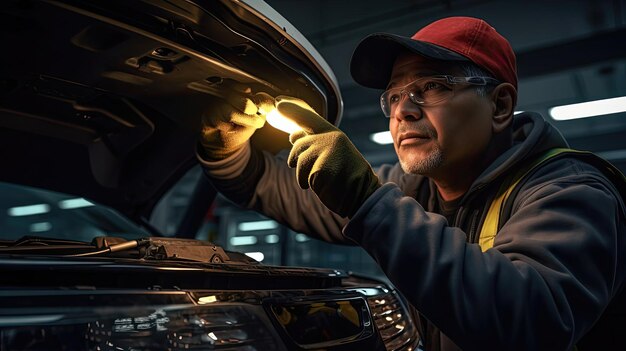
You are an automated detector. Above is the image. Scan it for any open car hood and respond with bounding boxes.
[0,0,342,219]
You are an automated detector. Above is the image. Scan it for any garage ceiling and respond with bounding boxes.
[265,0,626,170]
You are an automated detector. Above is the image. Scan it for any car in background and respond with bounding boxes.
[0,0,420,350]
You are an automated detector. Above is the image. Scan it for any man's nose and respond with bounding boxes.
[392,94,422,121]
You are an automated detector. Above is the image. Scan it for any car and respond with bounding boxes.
[0,0,420,350]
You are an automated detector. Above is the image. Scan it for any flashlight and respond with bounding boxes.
[265,108,302,134]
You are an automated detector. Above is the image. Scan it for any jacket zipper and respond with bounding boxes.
[467,209,481,244]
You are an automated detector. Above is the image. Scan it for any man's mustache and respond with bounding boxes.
[397,123,436,139]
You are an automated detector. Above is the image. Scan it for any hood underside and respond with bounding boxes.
[0,0,341,219]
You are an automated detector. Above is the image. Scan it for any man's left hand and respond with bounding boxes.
[276,96,381,218]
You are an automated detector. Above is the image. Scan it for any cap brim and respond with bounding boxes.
[350,33,469,89]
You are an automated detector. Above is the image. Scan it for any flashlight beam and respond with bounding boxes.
[266,108,302,134]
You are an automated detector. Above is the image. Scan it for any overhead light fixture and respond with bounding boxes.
[295,234,310,243]
[549,96,626,121]
[265,234,280,244]
[8,204,50,217]
[30,222,52,233]
[229,235,258,246]
[238,220,278,232]
[244,252,265,262]
[370,131,393,145]
[59,198,94,209]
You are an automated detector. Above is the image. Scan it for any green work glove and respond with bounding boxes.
[199,80,274,160]
[276,96,381,218]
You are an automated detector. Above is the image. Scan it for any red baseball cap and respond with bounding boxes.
[350,16,517,90]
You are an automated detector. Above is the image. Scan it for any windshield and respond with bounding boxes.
[0,182,148,242]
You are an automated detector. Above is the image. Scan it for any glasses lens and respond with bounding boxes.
[380,77,454,117]
[380,89,400,117]
[412,77,454,105]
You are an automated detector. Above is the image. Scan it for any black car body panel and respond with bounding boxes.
[0,256,417,350]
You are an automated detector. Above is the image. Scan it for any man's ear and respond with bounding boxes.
[490,83,517,133]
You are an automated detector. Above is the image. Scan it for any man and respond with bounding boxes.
[198,17,626,350]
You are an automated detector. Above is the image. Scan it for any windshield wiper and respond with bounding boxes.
[0,237,236,264]
[72,237,234,263]
[0,236,140,256]
[65,238,144,257]
[0,236,91,247]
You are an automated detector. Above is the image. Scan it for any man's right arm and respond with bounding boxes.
[196,92,415,244]
[196,88,356,243]
[199,142,354,244]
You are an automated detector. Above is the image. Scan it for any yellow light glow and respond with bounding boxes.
[198,295,217,304]
[266,108,302,134]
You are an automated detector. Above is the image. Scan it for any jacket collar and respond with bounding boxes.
[462,112,569,202]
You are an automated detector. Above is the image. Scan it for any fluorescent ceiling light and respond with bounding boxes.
[230,235,258,246]
[30,222,52,233]
[265,234,280,244]
[295,233,310,242]
[59,198,94,209]
[370,131,393,145]
[244,252,265,262]
[8,204,50,217]
[549,96,626,121]
[514,111,524,115]
[238,220,278,232]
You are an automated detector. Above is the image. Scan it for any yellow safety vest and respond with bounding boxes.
[479,148,626,252]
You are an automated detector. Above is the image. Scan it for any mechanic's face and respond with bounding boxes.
[388,53,494,179]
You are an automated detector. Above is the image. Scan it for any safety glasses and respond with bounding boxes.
[380,75,500,118]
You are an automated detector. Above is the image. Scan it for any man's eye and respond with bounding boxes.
[389,94,400,104]
[423,81,443,91]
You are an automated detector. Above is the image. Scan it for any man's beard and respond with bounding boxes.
[396,123,443,174]
[399,145,443,175]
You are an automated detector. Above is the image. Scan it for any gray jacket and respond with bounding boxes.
[201,112,626,350]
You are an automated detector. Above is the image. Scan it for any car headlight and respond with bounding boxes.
[0,287,420,350]
[266,296,376,349]
[367,291,421,351]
